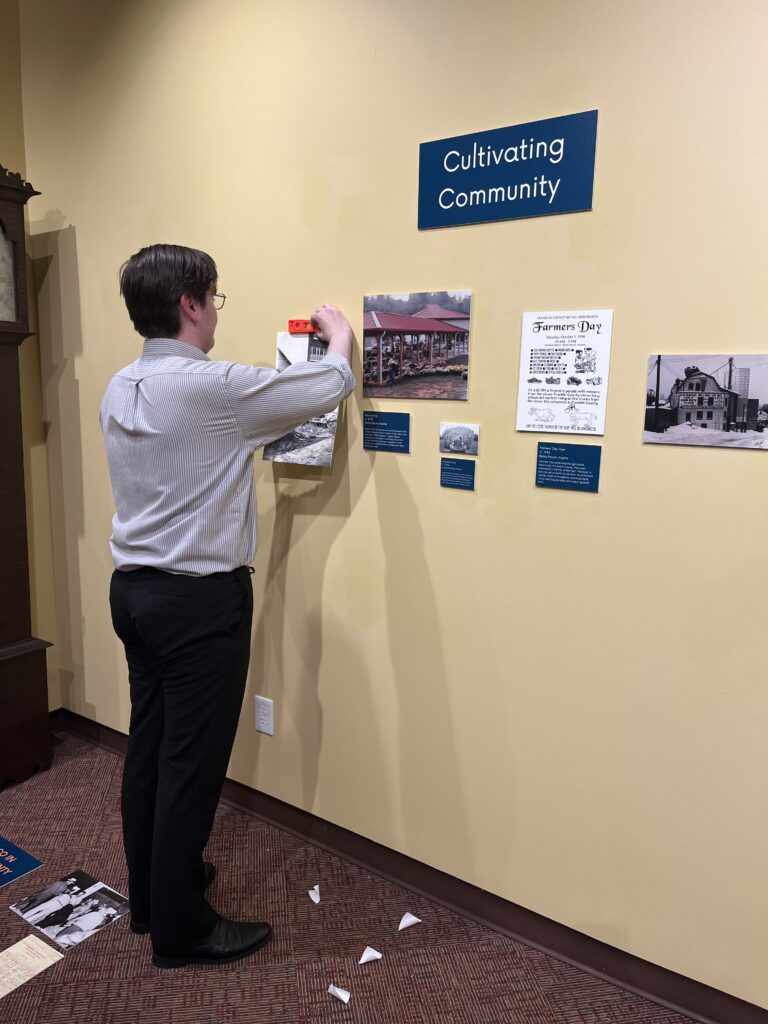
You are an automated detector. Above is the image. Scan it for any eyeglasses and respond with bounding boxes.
[212,293,226,310]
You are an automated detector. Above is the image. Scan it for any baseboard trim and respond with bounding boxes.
[50,708,766,1024]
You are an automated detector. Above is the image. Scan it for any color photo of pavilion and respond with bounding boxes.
[363,292,471,400]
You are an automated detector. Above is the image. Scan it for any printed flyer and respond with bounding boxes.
[516,310,613,434]
[0,936,62,999]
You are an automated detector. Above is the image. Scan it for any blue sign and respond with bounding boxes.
[363,411,410,453]
[440,457,476,491]
[536,442,601,493]
[0,836,42,889]
[419,110,598,229]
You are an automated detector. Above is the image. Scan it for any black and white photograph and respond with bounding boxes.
[363,290,471,400]
[644,355,768,449]
[263,408,339,467]
[263,331,341,468]
[439,421,479,455]
[10,870,129,950]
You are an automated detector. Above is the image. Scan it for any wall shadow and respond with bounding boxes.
[242,384,472,872]
[373,455,474,879]
[243,402,383,818]
[29,214,93,720]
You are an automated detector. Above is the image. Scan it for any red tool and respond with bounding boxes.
[288,318,314,334]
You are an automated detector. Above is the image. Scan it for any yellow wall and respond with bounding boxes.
[16,0,768,1006]
[0,0,25,173]
[1,0,61,710]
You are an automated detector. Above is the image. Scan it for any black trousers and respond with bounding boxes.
[109,566,253,950]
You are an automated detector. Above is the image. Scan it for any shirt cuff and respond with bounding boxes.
[321,351,356,396]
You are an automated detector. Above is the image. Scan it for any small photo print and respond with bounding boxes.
[363,290,471,400]
[644,355,768,449]
[10,869,129,950]
[439,422,479,455]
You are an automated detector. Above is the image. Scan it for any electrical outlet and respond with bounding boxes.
[254,695,274,736]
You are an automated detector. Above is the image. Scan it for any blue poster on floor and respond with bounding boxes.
[536,442,601,493]
[363,411,411,453]
[0,837,42,889]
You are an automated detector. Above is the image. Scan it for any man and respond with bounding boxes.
[25,883,80,925]
[14,876,78,915]
[101,244,355,968]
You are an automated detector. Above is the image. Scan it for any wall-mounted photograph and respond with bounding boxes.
[644,355,768,449]
[439,421,479,455]
[363,290,471,400]
[263,332,341,467]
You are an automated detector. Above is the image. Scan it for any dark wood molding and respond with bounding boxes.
[50,708,127,758]
[50,708,767,1024]
[0,165,40,200]
[0,163,39,347]
[0,344,31,645]
[0,637,52,662]
[0,328,34,347]
[0,644,51,785]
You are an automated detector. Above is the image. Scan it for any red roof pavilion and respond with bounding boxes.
[412,304,470,321]
[363,311,465,333]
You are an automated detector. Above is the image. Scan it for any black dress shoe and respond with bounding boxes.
[130,861,218,935]
[152,918,272,968]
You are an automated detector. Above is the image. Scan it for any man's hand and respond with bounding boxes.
[311,304,354,364]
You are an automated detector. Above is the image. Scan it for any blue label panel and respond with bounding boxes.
[419,110,597,229]
[0,836,43,889]
[536,442,601,493]
[440,458,476,491]
[363,411,410,453]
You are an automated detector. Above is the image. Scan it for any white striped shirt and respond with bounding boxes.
[100,338,355,575]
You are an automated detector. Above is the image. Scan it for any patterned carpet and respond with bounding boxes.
[0,732,695,1024]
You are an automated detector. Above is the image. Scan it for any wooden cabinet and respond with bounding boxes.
[0,165,52,785]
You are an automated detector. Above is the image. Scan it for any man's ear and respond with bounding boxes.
[179,293,199,322]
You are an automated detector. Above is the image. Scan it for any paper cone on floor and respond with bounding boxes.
[328,984,350,1003]
[359,946,382,964]
[398,912,422,931]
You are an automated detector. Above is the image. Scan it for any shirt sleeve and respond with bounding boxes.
[223,352,356,450]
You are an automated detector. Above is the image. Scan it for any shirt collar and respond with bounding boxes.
[142,338,210,361]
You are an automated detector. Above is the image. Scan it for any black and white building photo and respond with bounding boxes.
[644,355,768,449]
